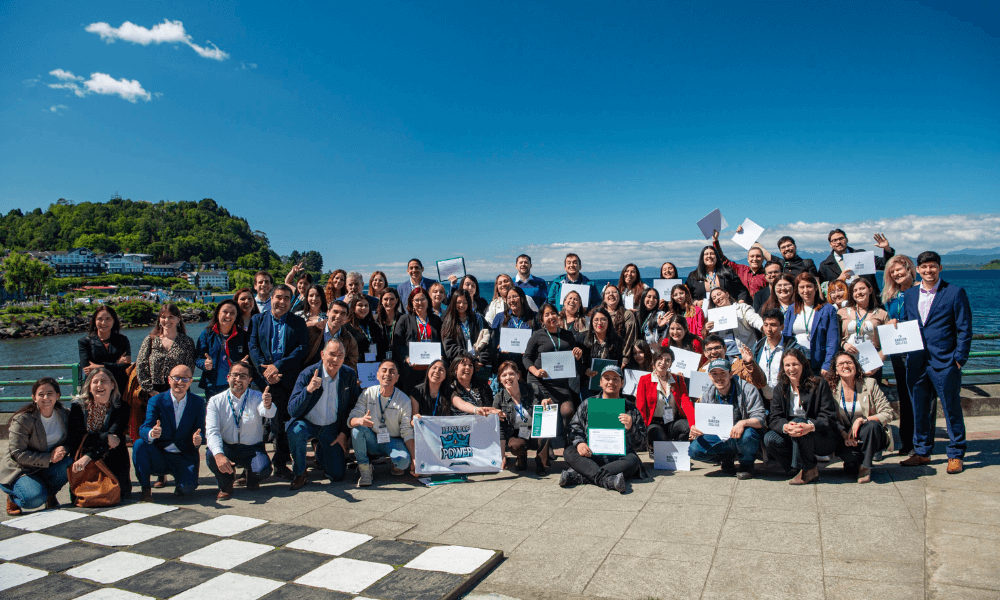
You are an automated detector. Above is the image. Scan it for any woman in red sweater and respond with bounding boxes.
[635,346,693,455]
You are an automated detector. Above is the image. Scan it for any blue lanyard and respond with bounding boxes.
[514,401,527,423]
[360,325,373,344]
[854,309,869,340]
[545,328,561,351]
[415,315,430,340]
[432,390,443,415]
[226,391,249,434]
[715,384,737,406]
[509,316,523,329]
[761,343,780,373]
[377,392,391,425]
[841,386,858,419]
[460,320,471,341]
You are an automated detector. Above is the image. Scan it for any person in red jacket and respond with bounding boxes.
[635,346,693,456]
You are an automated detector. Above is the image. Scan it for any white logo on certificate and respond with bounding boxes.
[409,342,442,365]
[560,283,591,307]
[695,403,734,440]
[540,351,576,379]
[707,305,739,332]
[357,362,379,388]
[731,218,764,251]
[842,251,876,276]
[876,320,924,355]
[854,340,884,371]
[653,441,691,471]
[669,348,703,378]
[653,279,682,299]
[499,328,532,353]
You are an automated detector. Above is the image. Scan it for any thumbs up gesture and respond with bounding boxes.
[262,386,272,409]
[192,428,202,447]
[306,369,322,393]
[360,409,374,428]
[150,420,162,440]
[203,353,213,371]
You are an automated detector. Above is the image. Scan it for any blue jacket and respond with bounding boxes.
[903,280,972,371]
[782,303,839,372]
[546,274,600,312]
[248,311,310,391]
[397,277,437,311]
[287,362,362,435]
[139,390,206,458]
[514,275,549,311]
[195,325,249,392]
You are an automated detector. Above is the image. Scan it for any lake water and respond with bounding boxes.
[3,271,998,399]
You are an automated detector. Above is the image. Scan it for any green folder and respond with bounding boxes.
[588,358,617,391]
[587,397,626,456]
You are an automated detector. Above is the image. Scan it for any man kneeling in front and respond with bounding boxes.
[349,360,414,487]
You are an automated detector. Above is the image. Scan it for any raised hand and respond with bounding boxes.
[262,386,272,409]
[873,233,890,250]
[150,420,162,440]
[203,353,214,371]
[359,409,375,428]
[192,428,202,446]
[712,229,720,242]
[306,369,323,393]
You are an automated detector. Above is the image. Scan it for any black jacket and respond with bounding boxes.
[287,362,361,436]
[685,268,750,304]
[752,286,773,315]
[67,399,130,461]
[492,382,543,440]
[78,333,132,393]
[769,377,838,434]
[568,397,646,454]
[779,255,818,278]
[392,313,443,363]
[442,313,490,366]
[818,245,895,303]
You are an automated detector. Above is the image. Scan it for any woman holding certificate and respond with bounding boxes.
[827,352,895,483]
[637,288,666,346]
[685,246,750,305]
[442,290,490,370]
[617,263,647,310]
[493,361,553,474]
[837,279,890,377]
[763,348,840,485]
[524,303,584,440]
[599,285,638,366]
[392,288,443,393]
[484,273,514,325]
[491,287,536,377]
[881,254,918,456]
[636,347,693,448]
[580,308,625,398]
[703,288,763,360]
[782,273,839,376]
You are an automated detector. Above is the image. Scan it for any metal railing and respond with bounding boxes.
[884,333,1000,382]
[0,363,81,412]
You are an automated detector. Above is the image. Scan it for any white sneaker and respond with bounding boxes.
[358,464,373,487]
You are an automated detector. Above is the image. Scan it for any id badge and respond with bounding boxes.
[518,426,531,440]
[663,408,674,422]
[365,352,376,362]
[386,350,393,360]
[377,430,390,444]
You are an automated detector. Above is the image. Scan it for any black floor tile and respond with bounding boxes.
[341,539,430,565]
[43,516,122,540]
[0,524,25,541]
[233,523,318,547]
[4,573,101,600]
[139,507,215,529]
[232,548,331,581]
[116,561,221,597]
[259,583,352,600]
[16,541,115,572]
[361,568,466,600]
[128,529,218,559]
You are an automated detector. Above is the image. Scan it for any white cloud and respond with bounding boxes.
[49,105,68,114]
[85,19,229,61]
[350,212,1000,281]
[47,70,152,102]
[240,61,257,70]
[23,77,41,87]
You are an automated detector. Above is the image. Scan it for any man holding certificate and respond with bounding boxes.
[688,359,766,480]
[559,366,646,493]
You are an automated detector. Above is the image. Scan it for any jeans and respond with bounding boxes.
[763,417,840,471]
[351,426,411,470]
[287,420,346,480]
[0,455,72,509]
[689,427,762,466]
[131,439,199,493]
[206,442,272,490]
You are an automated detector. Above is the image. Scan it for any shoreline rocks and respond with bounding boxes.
[0,307,210,340]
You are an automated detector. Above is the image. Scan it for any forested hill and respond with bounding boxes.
[1,198,271,265]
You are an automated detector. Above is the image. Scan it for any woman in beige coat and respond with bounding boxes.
[828,352,896,483]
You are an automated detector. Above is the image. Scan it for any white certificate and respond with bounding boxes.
[653,441,691,471]
[707,305,739,332]
[499,328,532,353]
[540,351,576,379]
[623,369,644,395]
[688,371,714,399]
[653,278,683,299]
[697,208,728,240]
[560,282,591,307]
[854,340,884,371]
[842,251,876,276]
[622,296,634,310]
[357,362,379,387]
[670,348,703,378]
[588,428,626,455]
[436,257,466,282]
[531,404,558,438]
[731,218,765,251]
[695,403,734,440]
[409,342,442,365]
[877,320,925,355]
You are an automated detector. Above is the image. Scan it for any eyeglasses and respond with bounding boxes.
[169,376,192,383]
[830,237,847,243]
[228,373,250,380]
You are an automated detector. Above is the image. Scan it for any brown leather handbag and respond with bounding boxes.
[68,436,121,508]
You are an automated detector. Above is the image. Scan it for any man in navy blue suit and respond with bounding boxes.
[248,284,309,478]
[286,338,362,490]
[900,251,973,474]
[133,364,206,502]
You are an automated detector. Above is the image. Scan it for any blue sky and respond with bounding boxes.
[2,1,998,279]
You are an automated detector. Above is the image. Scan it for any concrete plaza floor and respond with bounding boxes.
[4,415,999,600]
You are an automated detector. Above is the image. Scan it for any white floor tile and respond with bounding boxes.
[295,558,393,594]
[2,509,86,531]
[97,504,178,521]
[183,515,266,537]
[82,523,173,546]
[285,529,371,556]
[179,539,273,570]
[66,551,164,584]
[170,572,284,600]
[73,589,155,600]
[0,532,70,560]
[0,562,48,592]
[405,545,496,574]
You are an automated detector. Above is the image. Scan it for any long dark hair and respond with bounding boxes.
[348,295,378,330]
[637,287,660,329]
[209,299,241,331]
[152,303,186,336]
[377,288,403,326]
[303,284,328,315]
[418,359,451,415]
[793,272,827,314]
[442,290,477,341]
[777,347,817,394]
[693,245,736,281]
[825,350,863,390]
[666,315,699,352]
[617,263,644,300]
[13,377,62,417]
[585,307,622,347]
[233,288,260,320]
[668,284,693,315]
[761,273,796,314]
[88,306,121,336]
[447,353,480,391]
[845,278,875,311]
[631,340,654,370]
[500,286,535,327]
[454,274,483,306]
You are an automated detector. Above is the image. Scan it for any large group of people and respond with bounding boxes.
[3,230,974,513]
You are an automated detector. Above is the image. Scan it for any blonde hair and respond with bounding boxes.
[881,255,916,305]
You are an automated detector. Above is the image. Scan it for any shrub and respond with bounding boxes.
[116,300,157,325]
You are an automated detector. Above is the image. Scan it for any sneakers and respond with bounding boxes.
[601,472,627,494]
[358,464,373,487]
[558,468,583,488]
[736,463,754,480]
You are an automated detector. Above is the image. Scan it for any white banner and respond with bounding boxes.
[413,414,503,475]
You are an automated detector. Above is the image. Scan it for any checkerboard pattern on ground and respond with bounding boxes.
[0,503,501,600]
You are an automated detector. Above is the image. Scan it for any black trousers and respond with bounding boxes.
[564,446,641,485]
[891,354,912,453]
[646,418,690,449]
[763,417,840,471]
[269,386,292,467]
[837,421,889,469]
